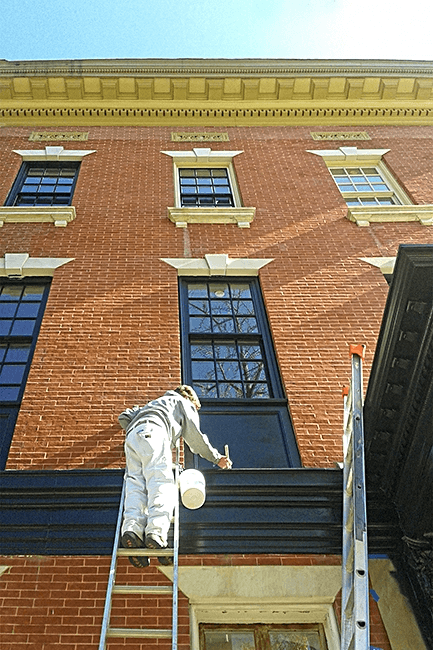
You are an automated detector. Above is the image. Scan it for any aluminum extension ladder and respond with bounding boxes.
[341,345,370,650]
[98,450,180,650]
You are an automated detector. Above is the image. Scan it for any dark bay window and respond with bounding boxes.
[0,280,51,468]
[180,278,300,470]
[5,161,80,206]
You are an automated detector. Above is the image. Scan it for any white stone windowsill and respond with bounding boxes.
[167,206,256,228]
[0,206,76,227]
[347,204,433,227]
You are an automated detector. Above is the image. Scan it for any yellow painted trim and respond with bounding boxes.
[167,206,255,228]
[0,206,76,227]
[1,59,432,126]
[347,204,433,226]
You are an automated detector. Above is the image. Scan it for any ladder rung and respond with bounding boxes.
[112,585,173,595]
[106,627,172,639]
[117,548,173,557]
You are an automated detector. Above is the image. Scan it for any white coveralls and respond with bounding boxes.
[119,390,222,544]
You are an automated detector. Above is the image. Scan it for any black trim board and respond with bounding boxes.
[0,468,399,556]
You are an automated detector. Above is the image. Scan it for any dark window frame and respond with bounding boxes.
[179,277,301,469]
[0,278,51,469]
[4,161,80,207]
[178,167,235,208]
[179,277,285,400]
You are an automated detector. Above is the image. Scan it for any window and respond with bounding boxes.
[329,166,400,207]
[162,148,255,228]
[5,161,80,207]
[307,146,433,227]
[186,280,271,399]
[200,624,327,650]
[0,279,50,469]
[179,168,234,208]
[179,277,300,469]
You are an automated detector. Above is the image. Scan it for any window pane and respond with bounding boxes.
[216,361,241,381]
[191,343,213,359]
[10,320,36,336]
[190,300,210,316]
[179,169,195,177]
[230,284,251,299]
[239,343,262,360]
[212,316,235,333]
[204,631,256,650]
[211,169,228,177]
[0,286,22,301]
[0,303,18,318]
[5,345,31,362]
[0,345,5,362]
[188,284,208,298]
[236,316,258,333]
[246,383,270,398]
[209,283,229,298]
[0,386,21,401]
[190,316,212,332]
[0,321,12,336]
[211,300,232,315]
[372,184,389,191]
[194,382,217,398]
[16,303,41,318]
[218,382,244,398]
[268,629,322,650]
[214,342,237,359]
[196,169,211,177]
[241,361,266,382]
[233,300,254,316]
[192,360,215,381]
[0,365,26,384]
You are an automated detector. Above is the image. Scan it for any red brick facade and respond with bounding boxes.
[1,125,432,471]
[2,120,432,649]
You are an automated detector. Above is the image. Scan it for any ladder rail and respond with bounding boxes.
[99,444,181,649]
[341,346,370,650]
[171,442,180,650]
[98,477,126,650]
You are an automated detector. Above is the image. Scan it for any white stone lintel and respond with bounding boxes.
[161,254,273,277]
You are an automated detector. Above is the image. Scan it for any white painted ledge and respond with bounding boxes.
[347,204,433,227]
[0,206,76,227]
[167,206,255,228]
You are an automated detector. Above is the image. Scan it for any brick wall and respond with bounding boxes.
[0,554,392,650]
[1,125,433,470]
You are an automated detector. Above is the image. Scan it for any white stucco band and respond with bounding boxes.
[161,254,273,276]
[0,253,74,278]
[159,565,342,650]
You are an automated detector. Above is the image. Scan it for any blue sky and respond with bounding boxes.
[1,0,432,62]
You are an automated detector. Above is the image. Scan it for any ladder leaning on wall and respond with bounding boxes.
[341,344,370,650]
[98,446,181,650]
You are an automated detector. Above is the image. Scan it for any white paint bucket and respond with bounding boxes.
[179,469,206,509]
